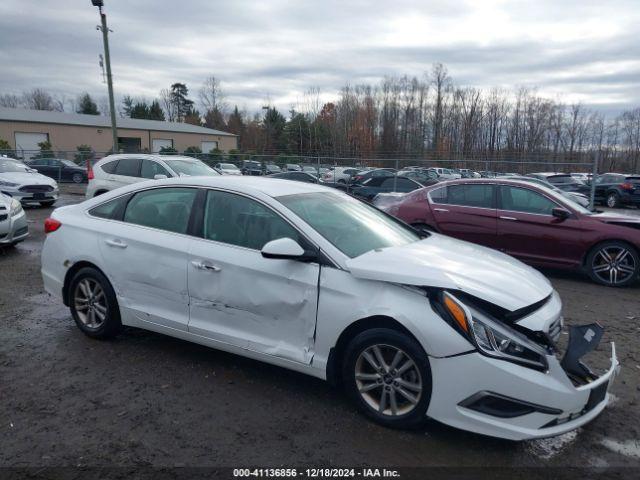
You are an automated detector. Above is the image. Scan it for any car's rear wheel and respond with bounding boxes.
[68,267,122,338]
[343,328,431,429]
[606,192,620,208]
[586,241,639,287]
[72,173,84,183]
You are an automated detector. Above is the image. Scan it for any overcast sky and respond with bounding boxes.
[1,0,639,116]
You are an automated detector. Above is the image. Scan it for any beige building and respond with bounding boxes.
[0,107,237,159]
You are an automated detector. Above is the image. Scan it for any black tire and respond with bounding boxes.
[40,200,55,207]
[94,190,108,197]
[72,173,84,184]
[337,179,346,184]
[342,328,432,429]
[68,267,122,338]
[586,241,639,287]
[606,192,620,208]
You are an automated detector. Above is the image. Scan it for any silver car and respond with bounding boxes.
[0,192,28,246]
[0,157,59,207]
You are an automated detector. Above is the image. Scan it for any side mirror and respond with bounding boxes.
[154,174,168,180]
[552,207,571,220]
[261,238,314,261]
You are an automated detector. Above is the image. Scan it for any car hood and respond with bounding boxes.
[0,171,57,186]
[345,233,552,311]
[590,211,640,225]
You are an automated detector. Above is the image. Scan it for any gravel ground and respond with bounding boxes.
[1,192,639,477]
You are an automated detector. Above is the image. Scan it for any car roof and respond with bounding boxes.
[96,154,202,164]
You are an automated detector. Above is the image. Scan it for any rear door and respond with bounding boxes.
[496,185,585,267]
[427,183,498,248]
[95,187,198,331]
[111,158,143,190]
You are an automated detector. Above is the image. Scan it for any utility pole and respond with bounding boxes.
[92,1,118,153]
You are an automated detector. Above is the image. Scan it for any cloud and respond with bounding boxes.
[0,0,638,116]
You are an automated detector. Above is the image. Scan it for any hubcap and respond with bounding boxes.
[354,344,422,417]
[592,246,636,285]
[607,195,617,207]
[74,278,107,329]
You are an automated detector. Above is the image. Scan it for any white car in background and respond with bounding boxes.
[428,167,461,180]
[215,163,242,175]
[0,192,28,246]
[322,166,362,184]
[42,176,618,440]
[0,157,59,206]
[86,154,220,198]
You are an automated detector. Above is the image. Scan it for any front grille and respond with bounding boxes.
[14,226,28,236]
[548,316,563,343]
[0,214,7,222]
[19,185,54,193]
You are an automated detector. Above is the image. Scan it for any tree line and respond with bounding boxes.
[2,64,639,172]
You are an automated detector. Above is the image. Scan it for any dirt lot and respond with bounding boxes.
[1,191,639,477]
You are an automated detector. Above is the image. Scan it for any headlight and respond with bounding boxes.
[10,198,23,216]
[0,180,19,187]
[436,291,549,371]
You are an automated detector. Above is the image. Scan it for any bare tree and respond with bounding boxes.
[199,76,227,113]
[0,93,21,108]
[160,88,176,122]
[22,88,55,110]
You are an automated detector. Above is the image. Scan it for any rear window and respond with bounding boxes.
[547,175,574,184]
[100,160,118,174]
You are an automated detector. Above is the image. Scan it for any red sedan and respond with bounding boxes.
[376,178,640,287]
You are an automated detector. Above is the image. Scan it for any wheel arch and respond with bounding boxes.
[62,261,111,307]
[325,315,424,388]
[582,238,639,268]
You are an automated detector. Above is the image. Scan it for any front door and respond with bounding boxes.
[496,185,585,267]
[187,189,319,364]
[97,187,198,331]
[428,183,499,248]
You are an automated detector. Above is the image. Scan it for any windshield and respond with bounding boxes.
[61,160,79,167]
[278,192,420,258]
[0,159,30,173]
[165,159,219,176]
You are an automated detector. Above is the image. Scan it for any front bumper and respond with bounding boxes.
[427,341,619,440]
[4,190,59,203]
[0,209,29,244]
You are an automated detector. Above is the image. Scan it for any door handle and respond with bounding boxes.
[191,260,221,272]
[105,239,127,248]
[499,216,518,221]
[434,208,449,212]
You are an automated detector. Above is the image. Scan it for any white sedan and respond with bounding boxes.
[40,177,618,440]
[0,192,28,245]
[0,157,59,206]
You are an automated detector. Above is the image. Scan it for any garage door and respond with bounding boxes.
[15,132,49,160]
[152,138,173,152]
[201,141,218,153]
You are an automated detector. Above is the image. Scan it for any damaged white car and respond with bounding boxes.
[40,177,619,440]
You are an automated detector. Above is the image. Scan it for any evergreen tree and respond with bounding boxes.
[148,100,165,121]
[170,83,194,122]
[76,93,99,115]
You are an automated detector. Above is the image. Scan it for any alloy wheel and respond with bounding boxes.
[354,344,422,417]
[74,278,107,329]
[592,246,637,285]
[607,194,618,208]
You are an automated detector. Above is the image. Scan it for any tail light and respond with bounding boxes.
[87,159,94,180]
[44,218,62,234]
[620,182,633,191]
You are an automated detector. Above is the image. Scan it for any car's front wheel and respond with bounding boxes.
[586,241,639,287]
[606,192,620,208]
[72,173,84,184]
[343,328,432,429]
[68,267,122,338]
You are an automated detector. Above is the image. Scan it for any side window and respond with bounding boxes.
[429,186,448,203]
[100,160,118,174]
[32,159,48,166]
[500,186,557,215]
[363,177,387,187]
[447,184,494,208]
[88,195,129,220]
[203,190,302,250]
[141,160,170,179]
[124,188,197,234]
[114,158,142,177]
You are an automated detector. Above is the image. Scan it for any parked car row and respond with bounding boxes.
[25,157,88,183]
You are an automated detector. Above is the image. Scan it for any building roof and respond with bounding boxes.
[0,107,236,136]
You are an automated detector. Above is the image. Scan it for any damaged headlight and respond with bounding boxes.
[434,291,549,371]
